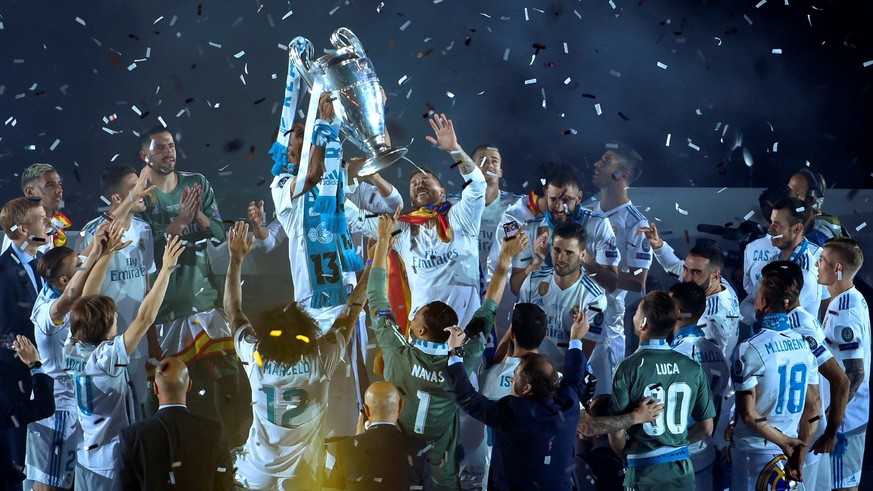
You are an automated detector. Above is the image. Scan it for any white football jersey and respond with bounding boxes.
[235,326,347,480]
[80,216,155,359]
[740,235,778,324]
[480,357,521,401]
[346,167,486,327]
[487,195,539,282]
[732,317,819,453]
[671,325,730,467]
[30,286,76,412]
[64,335,136,475]
[516,268,607,368]
[593,200,652,363]
[449,190,521,272]
[762,239,830,318]
[272,176,403,316]
[822,287,871,432]
[787,305,833,465]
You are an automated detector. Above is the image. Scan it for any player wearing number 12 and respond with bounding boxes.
[608,291,716,490]
[223,222,371,490]
[731,273,821,491]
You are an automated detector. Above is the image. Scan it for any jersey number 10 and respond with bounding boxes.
[642,382,692,436]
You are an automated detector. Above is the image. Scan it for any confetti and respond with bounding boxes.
[594,103,602,115]
[400,20,411,31]
[296,335,310,343]
[856,222,867,231]
[524,78,537,85]
[665,134,671,146]
[688,142,700,151]
[563,77,571,85]
[863,60,873,68]
[675,203,688,215]
[717,187,728,193]
[234,50,246,58]
[503,48,510,61]
[253,351,263,366]
[657,62,668,69]
[446,91,455,98]
[756,0,767,6]
[49,139,61,151]
[772,48,782,54]
[75,17,86,26]
[744,211,755,221]
[744,14,753,25]
[281,10,293,20]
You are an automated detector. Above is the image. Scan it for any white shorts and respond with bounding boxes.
[730,447,792,491]
[802,454,823,491]
[589,342,616,397]
[234,455,318,490]
[25,410,81,488]
[831,431,865,489]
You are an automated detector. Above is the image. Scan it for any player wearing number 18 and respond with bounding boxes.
[731,273,821,491]
[608,291,716,490]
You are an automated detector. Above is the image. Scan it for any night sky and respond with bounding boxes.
[1,0,872,224]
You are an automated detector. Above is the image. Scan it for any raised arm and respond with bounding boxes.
[580,397,663,437]
[224,221,254,335]
[123,236,185,356]
[486,233,529,305]
[509,230,548,296]
[425,113,477,176]
[329,265,371,342]
[638,223,685,276]
[82,220,132,296]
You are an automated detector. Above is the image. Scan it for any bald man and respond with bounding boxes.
[333,382,432,490]
[119,358,232,490]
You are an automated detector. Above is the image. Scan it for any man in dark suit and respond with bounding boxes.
[119,357,232,490]
[443,310,589,491]
[0,335,55,490]
[333,381,431,491]
[0,196,50,485]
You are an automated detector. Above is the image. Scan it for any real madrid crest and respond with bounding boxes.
[139,238,146,251]
[538,281,549,296]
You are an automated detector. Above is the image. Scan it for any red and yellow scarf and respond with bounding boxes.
[398,201,453,243]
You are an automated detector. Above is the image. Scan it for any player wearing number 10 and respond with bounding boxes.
[732,273,821,491]
[608,291,716,490]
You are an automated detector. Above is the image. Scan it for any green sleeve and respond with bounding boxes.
[609,364,631,415]
[463,299,498,371]
[186,176,226,242]
[367,267,405,352]
[692,365,717,421]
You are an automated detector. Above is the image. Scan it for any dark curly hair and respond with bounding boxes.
[250,302,322,366]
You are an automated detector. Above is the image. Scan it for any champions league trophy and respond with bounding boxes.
[290,27,407,176]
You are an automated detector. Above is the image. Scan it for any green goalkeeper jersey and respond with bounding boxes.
[609,338,716,455]
[139,171,226,323]
[367,267,491,442]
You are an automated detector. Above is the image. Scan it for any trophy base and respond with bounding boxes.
[357,147,408,177]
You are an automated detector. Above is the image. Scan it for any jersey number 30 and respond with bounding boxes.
[642,382,692,436]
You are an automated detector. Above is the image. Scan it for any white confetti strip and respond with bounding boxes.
[209,42,222,48]
[594,103,602,115]
[158,116,167,128]
[609,0,617,9]
[756,0,766,7]
[131,105,142,115]
[145,47,151,58]
[446,91,455,98]
[524,78,537,85]
[110,154,120,162]
[563,77,571,85]
[772,48,782,54]
[169,15,178,26]
[863,60,873,68]
[234,51,245,58]
[480,12,491,18]
[75,17,86,26]
[398,75,408,85]
[49,139,61,151]
[153,16,164,24]
[695,109,703,115]
[400,20,411,30]
[574,9,582,19]
[503,48,510,61]
[856,222,867,231]
[328,5,340,14]
[744,14,753,25]
[127,62,137,71]
[665,133,671,146]
[101,127,122,135]
[240,74,246,85]
[744,211,755,221]
[277,43,288,51]
[688,142,700,151]
[717,187,728,193]
[524,8,529,21]
[675,203,688,215]
[657,62,668,69]
[563,42,569,54]
[772,142,779,152]
[281,10,293,20]
[609,70,621,78]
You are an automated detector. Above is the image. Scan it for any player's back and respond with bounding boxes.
[611,343,712,455]
[732,327,817,451]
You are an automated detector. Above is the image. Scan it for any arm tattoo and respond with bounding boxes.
[453,149,476,175]
[845,358,865,402]
[585,412,639,436]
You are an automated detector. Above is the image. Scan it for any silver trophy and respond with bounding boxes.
[290,28,407,176]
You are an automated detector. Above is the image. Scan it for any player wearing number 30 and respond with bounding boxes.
[608,291,716,490]
[223,222,371,490]
[731,273,821,491]
[64,235,185,489]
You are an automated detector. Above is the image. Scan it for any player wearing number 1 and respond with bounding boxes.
[608,291,716,490]
[731,273,821,491]
[223,222,371,490]
[368,210,528,491]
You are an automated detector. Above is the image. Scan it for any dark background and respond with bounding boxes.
[1,0,872,224]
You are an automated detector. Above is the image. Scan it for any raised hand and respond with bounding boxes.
[131,166,157,201]
[13,335,40,367]
[247,201,269,240]
[637,223,664,249]
[161,236,186,272]
[632,397,665,425]
[443,325,466,350]
[570,310,590,340]
[501,233,530,259]
[228,221,255,261]
[376,207,401,243]
[318,92,335,122]
[99,220,132,256]
[533,230,549,260]
[425,113,460,152]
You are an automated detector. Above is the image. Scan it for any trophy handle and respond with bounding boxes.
[330,27,365,56]
[289,37,316,88]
